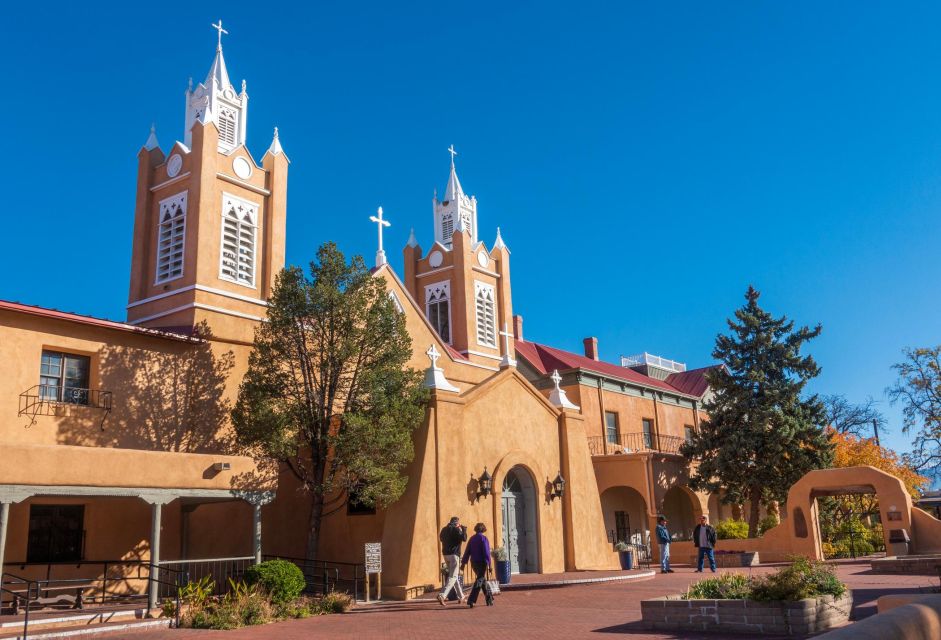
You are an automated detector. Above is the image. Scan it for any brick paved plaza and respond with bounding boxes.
[123,560,937,640]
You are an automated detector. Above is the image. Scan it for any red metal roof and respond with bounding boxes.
[515,339,713,398]
[665,365,718,397]
[0,299,198,343]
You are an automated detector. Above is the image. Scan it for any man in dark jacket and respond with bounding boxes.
[692,515,717,573]
[437,516,467,605]
[655,516,674,574]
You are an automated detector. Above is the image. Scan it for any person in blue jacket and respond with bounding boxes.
[655,515,674,574]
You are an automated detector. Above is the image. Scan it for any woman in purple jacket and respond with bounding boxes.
[460,522,493,607]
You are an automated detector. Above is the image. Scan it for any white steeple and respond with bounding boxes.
[143,124,160,151]
[267,127,284,156]
[183,20,249,153]
[433,145,477,248]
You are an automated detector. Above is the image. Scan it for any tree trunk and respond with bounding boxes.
[731,503,743,521]
[747,486,762,538]
[306,491,325,561]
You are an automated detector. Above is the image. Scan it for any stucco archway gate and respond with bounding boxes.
[757,465,941,560]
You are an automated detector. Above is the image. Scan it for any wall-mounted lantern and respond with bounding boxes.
[551,471,566,501]
[476,467,493,500]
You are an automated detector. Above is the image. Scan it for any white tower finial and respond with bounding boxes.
[211,20,228,50]
[370,206,391,268]
[448,144,458,166]
[548,369,580,410]
[423,344,460,392]
[144,123,160,151]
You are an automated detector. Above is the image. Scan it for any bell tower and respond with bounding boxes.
[403,148,515,369]
[126,21,289,344]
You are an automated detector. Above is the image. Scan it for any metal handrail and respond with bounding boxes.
[262,555,364,601]
[587,432,686,456]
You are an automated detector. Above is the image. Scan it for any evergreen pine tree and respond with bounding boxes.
[681,286,833,537]
[232,243,427,560]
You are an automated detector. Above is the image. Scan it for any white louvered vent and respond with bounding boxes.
[156,192,187,283]
[218,108,238,149]
[475,281,496,348]
[219,193,258,287]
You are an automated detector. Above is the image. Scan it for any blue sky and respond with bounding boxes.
[2,2,940,457]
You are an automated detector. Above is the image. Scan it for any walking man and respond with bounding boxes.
[655,516,674,574]
[437,516,468,605]
[693,515,717,573]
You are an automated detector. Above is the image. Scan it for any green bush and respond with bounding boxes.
[492,546,509,561]
[244,560,306,605]
[714,518,749,540]
[317,590,354,614]
[757,514,779,537]
[750,557,847,602]
[684,573,752,600]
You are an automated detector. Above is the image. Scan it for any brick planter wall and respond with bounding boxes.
[687,552,760,567]
[870,555,941,575]
[641,591,852,636]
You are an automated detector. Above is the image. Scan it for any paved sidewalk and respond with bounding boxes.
[116,560,938,640]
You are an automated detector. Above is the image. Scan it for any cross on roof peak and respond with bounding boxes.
[550,369,562,387]
[448,144,457,166]
[211,20,228,50]
[426,344,441,368]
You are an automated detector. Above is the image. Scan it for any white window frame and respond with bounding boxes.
[424,281,452,345]
[474,280,497,348]
[218,192,260,289]
[217,106,239,150]
[154,191,187,284]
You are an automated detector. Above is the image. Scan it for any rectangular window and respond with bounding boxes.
[605,411,619,444]
[684,425,694,442]
[27,505,85,563]
[474,281,497,348]
[642,418,654,449]
[155,192,187,283]
[219,193,259,287]
[425,282,451,344]
[40,351,90,404]
[218,108,238,149]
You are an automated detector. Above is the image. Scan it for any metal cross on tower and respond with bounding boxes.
[448,144,458,165]
[370,206,391,268]
[211,20,228,49]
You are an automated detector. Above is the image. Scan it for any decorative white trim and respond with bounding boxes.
[461,348,503,361]
[472,266,500,278]
[127,284,268,309]
[128,302,265,325]
[388,290,404,313]
[416,266,454,279]
[149,172,191,193]
[0,483,274,505]
[219,192,260,289]
[428,250,444,268]
[216,172,271,196]
[154,191,188,285]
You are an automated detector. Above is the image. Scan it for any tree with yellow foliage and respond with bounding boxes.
[830,429,927,498]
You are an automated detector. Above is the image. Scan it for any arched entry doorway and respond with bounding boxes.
[662,486,698,541]
[501,466,538,574]
[600,486,649,547]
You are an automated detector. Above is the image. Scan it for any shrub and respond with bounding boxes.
[317,590,354,614]
[244,559,306,605]
[750,556,847,602]
[715,518,749,540]
[684,573,752,600]
[614,541,631,552]
[492,546,509,561]
[757,513,779,537]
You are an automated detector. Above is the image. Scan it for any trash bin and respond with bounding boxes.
[888,529,911,556]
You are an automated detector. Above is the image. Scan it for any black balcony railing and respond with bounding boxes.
[587,432,686,456]
[18,385,113,428]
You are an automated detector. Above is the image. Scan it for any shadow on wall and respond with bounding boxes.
[57,322,236,455]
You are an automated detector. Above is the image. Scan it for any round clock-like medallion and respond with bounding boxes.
[166,154,182,178]
[233,156,253,180]
[477,251,489,268]
[428,250,443,268]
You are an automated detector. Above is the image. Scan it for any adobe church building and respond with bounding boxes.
[0,27,722,601]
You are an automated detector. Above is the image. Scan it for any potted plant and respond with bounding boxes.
[492,546,511,584]
[615,542,634,570]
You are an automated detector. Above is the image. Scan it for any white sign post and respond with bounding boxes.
[364,542,382,602]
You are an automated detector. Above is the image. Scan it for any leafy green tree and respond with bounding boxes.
[681,286,833,537]
[888,346,941,479]
[232,243,427,560]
